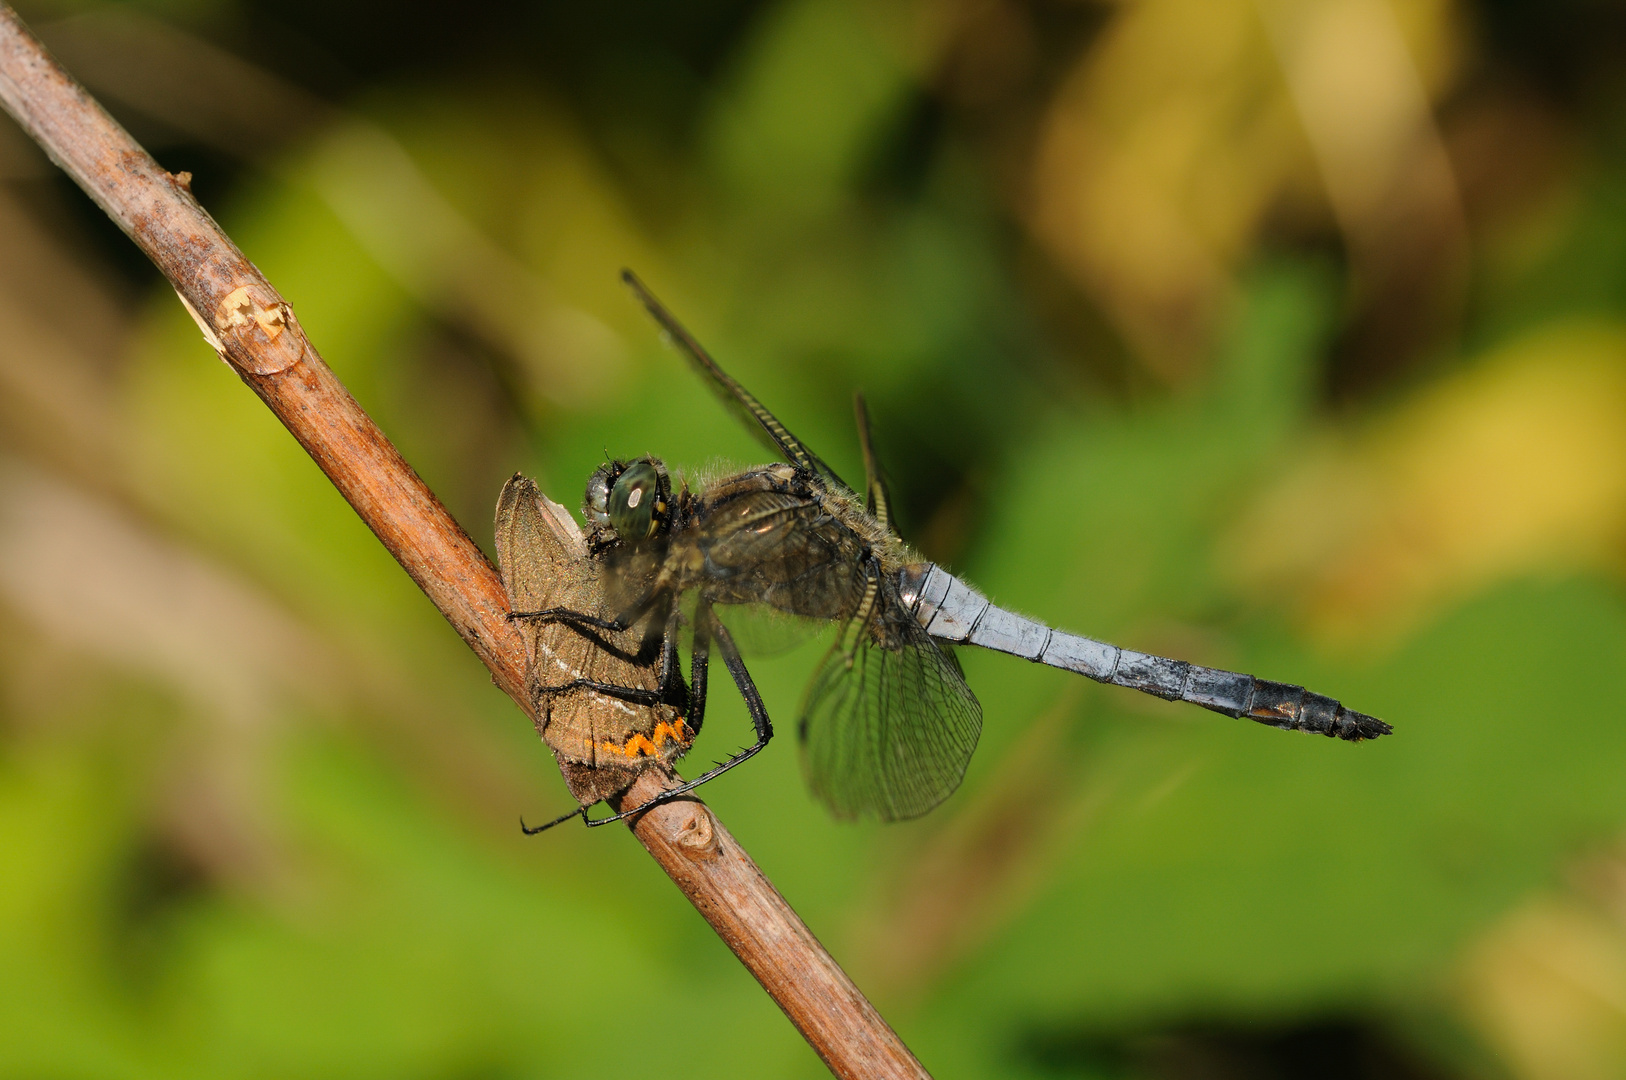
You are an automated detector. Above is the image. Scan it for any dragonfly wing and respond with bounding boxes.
[622,269,852,493]
[852,392,895,534]
[800,619,982,821]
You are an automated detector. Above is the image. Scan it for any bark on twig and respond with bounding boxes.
[0,8,929,1078]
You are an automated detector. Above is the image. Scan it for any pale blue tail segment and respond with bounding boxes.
[896,564,1391,741]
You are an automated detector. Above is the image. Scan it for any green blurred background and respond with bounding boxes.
[2,0,1625,1076]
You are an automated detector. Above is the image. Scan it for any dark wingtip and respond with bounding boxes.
[620,269,661,320]
[621,268,652,300]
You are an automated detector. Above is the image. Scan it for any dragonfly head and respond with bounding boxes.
[584,457,673,546]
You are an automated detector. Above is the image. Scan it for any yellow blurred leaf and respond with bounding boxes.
[1029,0,1465,379]
[1459,859,1626,1080]
[1221,321,1626,646]
[1031,0,1305,378]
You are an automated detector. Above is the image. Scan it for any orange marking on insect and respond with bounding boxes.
[596,718,693,760]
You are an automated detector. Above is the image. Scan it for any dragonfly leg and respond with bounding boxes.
[682,600,709,741]
[711,608,773,748]
[550,602,773,829]
[533,678,665,706]
[523,605,726,835]
[520,806,587,834]
[507,606,628,633]
[530,602,689,709]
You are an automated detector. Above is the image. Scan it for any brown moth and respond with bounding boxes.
[494,474,692,811]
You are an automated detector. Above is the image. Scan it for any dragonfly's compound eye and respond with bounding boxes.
[609,460,663,539]
[584,465,615,529]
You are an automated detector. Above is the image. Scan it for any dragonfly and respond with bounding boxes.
[512,271,1391,828]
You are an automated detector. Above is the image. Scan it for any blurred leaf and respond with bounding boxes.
[706,0,921,222]
[1030,0,1466,383]
[1221,320,1626,647]
[1459,873,1626,1080]
[1029,0,1312,377]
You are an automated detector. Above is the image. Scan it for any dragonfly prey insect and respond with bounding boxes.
[496,474,693,829]
[511,271,1391,828]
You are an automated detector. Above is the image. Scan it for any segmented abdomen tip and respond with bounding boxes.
[1339,710,1393,741]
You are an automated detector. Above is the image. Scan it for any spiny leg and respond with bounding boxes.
[570,600,774,828]
[682,600,709,742]
[507,569,662,636]
[526,603,687,709]
[519,607,696,836]
[523,604,715,834]
[520,806,587,834]
[508,605,628,633]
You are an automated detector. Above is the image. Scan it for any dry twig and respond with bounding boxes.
[0,7,929,1078]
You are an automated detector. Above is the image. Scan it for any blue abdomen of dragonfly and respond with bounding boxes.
[894,563,1390,742]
